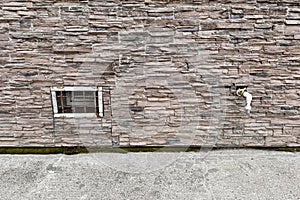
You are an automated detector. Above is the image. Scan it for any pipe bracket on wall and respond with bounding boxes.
[236,87,252,114]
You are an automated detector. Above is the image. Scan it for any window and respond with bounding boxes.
[51,86,103,118]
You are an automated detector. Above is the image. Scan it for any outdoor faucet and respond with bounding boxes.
[236,87,252,114]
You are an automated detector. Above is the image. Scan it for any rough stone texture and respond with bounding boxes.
[0,0,299,147]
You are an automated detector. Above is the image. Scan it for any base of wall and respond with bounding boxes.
[0,146,299,154]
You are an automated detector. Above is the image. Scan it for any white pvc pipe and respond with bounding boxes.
[243,91,252,113]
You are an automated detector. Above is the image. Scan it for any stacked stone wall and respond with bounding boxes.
[0,0,299,147]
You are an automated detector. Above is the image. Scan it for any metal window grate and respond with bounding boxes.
[51,86,103,118]
[55,91,99,114]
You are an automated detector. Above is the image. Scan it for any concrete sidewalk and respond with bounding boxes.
[0,149,299,200]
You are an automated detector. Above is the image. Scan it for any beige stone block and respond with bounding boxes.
[285,20,300,25]
[129,141,147,146]
[286,100,300,106]
[216,22,253,30]
[294,34,300,39]
[265,136,297,147]
[2,7,27,11]
[150,138,167,145]
[285,25,300,34]
[244,15,264,19]
[17,11,36,16]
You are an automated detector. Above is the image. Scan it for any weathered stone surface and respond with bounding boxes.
[0,0,299,148]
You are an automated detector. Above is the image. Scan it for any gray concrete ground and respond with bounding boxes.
[0,149,299,200]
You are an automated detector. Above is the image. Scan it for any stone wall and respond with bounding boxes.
[0,0,299,148]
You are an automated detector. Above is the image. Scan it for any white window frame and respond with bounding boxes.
[50,86,103,118]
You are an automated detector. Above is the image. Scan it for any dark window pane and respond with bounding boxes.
[96,93,99,107]
[56,91,62,97]
[62,96,67,106]
[86,107,96,113]
[55,90,98,114]
[56,98,62,107]
[74,107,85,113]
[85,91,94,96]
[73,96,86,106]
[74,91,83,96]
[65,101,72,106]
[64,106,73,113]
[58,106,62,113]
[85,97,94,106]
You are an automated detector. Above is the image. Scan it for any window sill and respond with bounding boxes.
[54,113,99,118]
